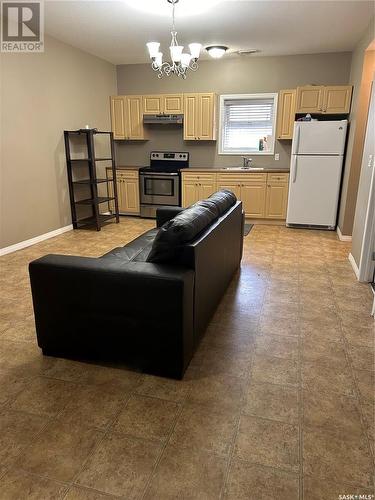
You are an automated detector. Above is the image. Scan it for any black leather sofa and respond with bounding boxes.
[29,191,244,379]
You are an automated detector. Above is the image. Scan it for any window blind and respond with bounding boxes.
[222,97,275,153]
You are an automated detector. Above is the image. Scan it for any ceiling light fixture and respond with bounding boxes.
[146,0,202,79]
[206,45,228,59]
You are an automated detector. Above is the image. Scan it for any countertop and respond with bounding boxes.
[185,167,290,173]
[115,165,290,173]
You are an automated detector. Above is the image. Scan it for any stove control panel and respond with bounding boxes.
[150,151,189,162]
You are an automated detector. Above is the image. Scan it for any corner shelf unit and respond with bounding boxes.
[64,129,120,231]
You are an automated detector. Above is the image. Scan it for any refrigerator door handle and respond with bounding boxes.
[292,124,301,155]
[292,156,298,183]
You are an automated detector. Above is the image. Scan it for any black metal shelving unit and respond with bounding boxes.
[64,129,120,231]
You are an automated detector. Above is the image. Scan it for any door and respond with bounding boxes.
[126,96,145,140]
[277,89,296,139]
[292,121,348,155]
[216,181,241,199]
[110,96,126,139]
[265,183,288,219]
[184,94,199,140]
[123,177,140,213]
[296,86,324,113]
[323,86,352,114]
[351,81,375,281]
[143,95,163,114]
[182,179,199,207]
[164,94,184,114]
[241,182,267,218]
[198,93,216,140]
[198,174,217,199]
[287,155,343,227]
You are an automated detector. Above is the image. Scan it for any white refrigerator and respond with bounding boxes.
[286,120,348,229]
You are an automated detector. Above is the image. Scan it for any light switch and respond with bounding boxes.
[274,153,280,161]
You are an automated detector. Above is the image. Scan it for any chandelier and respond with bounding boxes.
[146,0,202,79]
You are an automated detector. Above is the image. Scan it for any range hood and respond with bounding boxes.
[143,114,183,124]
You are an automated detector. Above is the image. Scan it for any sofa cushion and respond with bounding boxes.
[208,189,237,215]
[101,228,158,262]
[147,190,236,263]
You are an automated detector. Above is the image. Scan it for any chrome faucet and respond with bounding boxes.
[242,157,253,168]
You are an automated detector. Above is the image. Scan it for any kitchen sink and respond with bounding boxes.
[222,167,265,171]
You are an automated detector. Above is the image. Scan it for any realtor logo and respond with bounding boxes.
[1,0,44,52]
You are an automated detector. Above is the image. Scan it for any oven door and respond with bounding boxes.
[140,172,180,206]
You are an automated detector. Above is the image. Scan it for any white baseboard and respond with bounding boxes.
[337,226,352,241]
[348,252,360,279]
[0,224,73,256]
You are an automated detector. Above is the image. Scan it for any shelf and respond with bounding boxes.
[75,214,117,227]
[69,158,113,162]
[75,196,115,206]
[65,130,112,135]
[73,178,112,185]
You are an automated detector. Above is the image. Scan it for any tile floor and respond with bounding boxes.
[0,218,374,499]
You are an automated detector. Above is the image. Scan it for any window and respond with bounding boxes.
[219,93,278,155]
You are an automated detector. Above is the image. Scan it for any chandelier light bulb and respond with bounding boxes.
[180,53,192,68]
[170,45,184,63]
[154,52,163,68]
[189,43,202,60]
[146,42,160,58]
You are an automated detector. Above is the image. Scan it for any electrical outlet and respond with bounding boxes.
[274,153,280,161]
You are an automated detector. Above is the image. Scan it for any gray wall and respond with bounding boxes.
[338,18,375,235]
[115,52,351,168]
[0,35,117,248]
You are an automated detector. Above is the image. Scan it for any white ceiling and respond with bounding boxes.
[45,0,375,65]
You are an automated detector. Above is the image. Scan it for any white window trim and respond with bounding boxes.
[218,93,278,156]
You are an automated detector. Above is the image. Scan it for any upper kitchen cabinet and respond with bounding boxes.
[277,89,296,140]
[322,86,353,114]
[296,85,352,114]
[296,86,324,113]
[183,93,216,141]
[110,95,147,140]
[143,94,184,114]
[110,96,126,139]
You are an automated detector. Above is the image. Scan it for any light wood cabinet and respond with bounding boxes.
[110,96,126,140]
[265,173,289,219]
[107,169,140,215]
[277,89,296,140]
[143,95,163,115]
[194,171,289,219]
[296,86,324,113]
[296,85,352,114]
[183,93,216,141]
[181,172,217,207]
[110,95,147,140]
[322,85,352,114]
[217,173,267,218]
[143,93,184,114]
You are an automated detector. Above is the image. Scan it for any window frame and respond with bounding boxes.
[218,93,278,156]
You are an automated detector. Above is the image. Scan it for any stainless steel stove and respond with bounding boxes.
[139,151,189,218]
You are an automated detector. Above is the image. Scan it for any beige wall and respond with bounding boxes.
[338,18,375,236]
[0,35,116,248]
[115,52,351,168]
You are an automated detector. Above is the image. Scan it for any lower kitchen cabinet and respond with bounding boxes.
[107,169,140,215]
[265,176,289,219]
[183,171,289,220]
[181,172,217,207]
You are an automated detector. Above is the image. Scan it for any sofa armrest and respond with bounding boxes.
[29,254,194,378]
[156,206,185,227]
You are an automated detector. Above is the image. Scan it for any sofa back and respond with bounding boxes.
[178,201,244,343]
